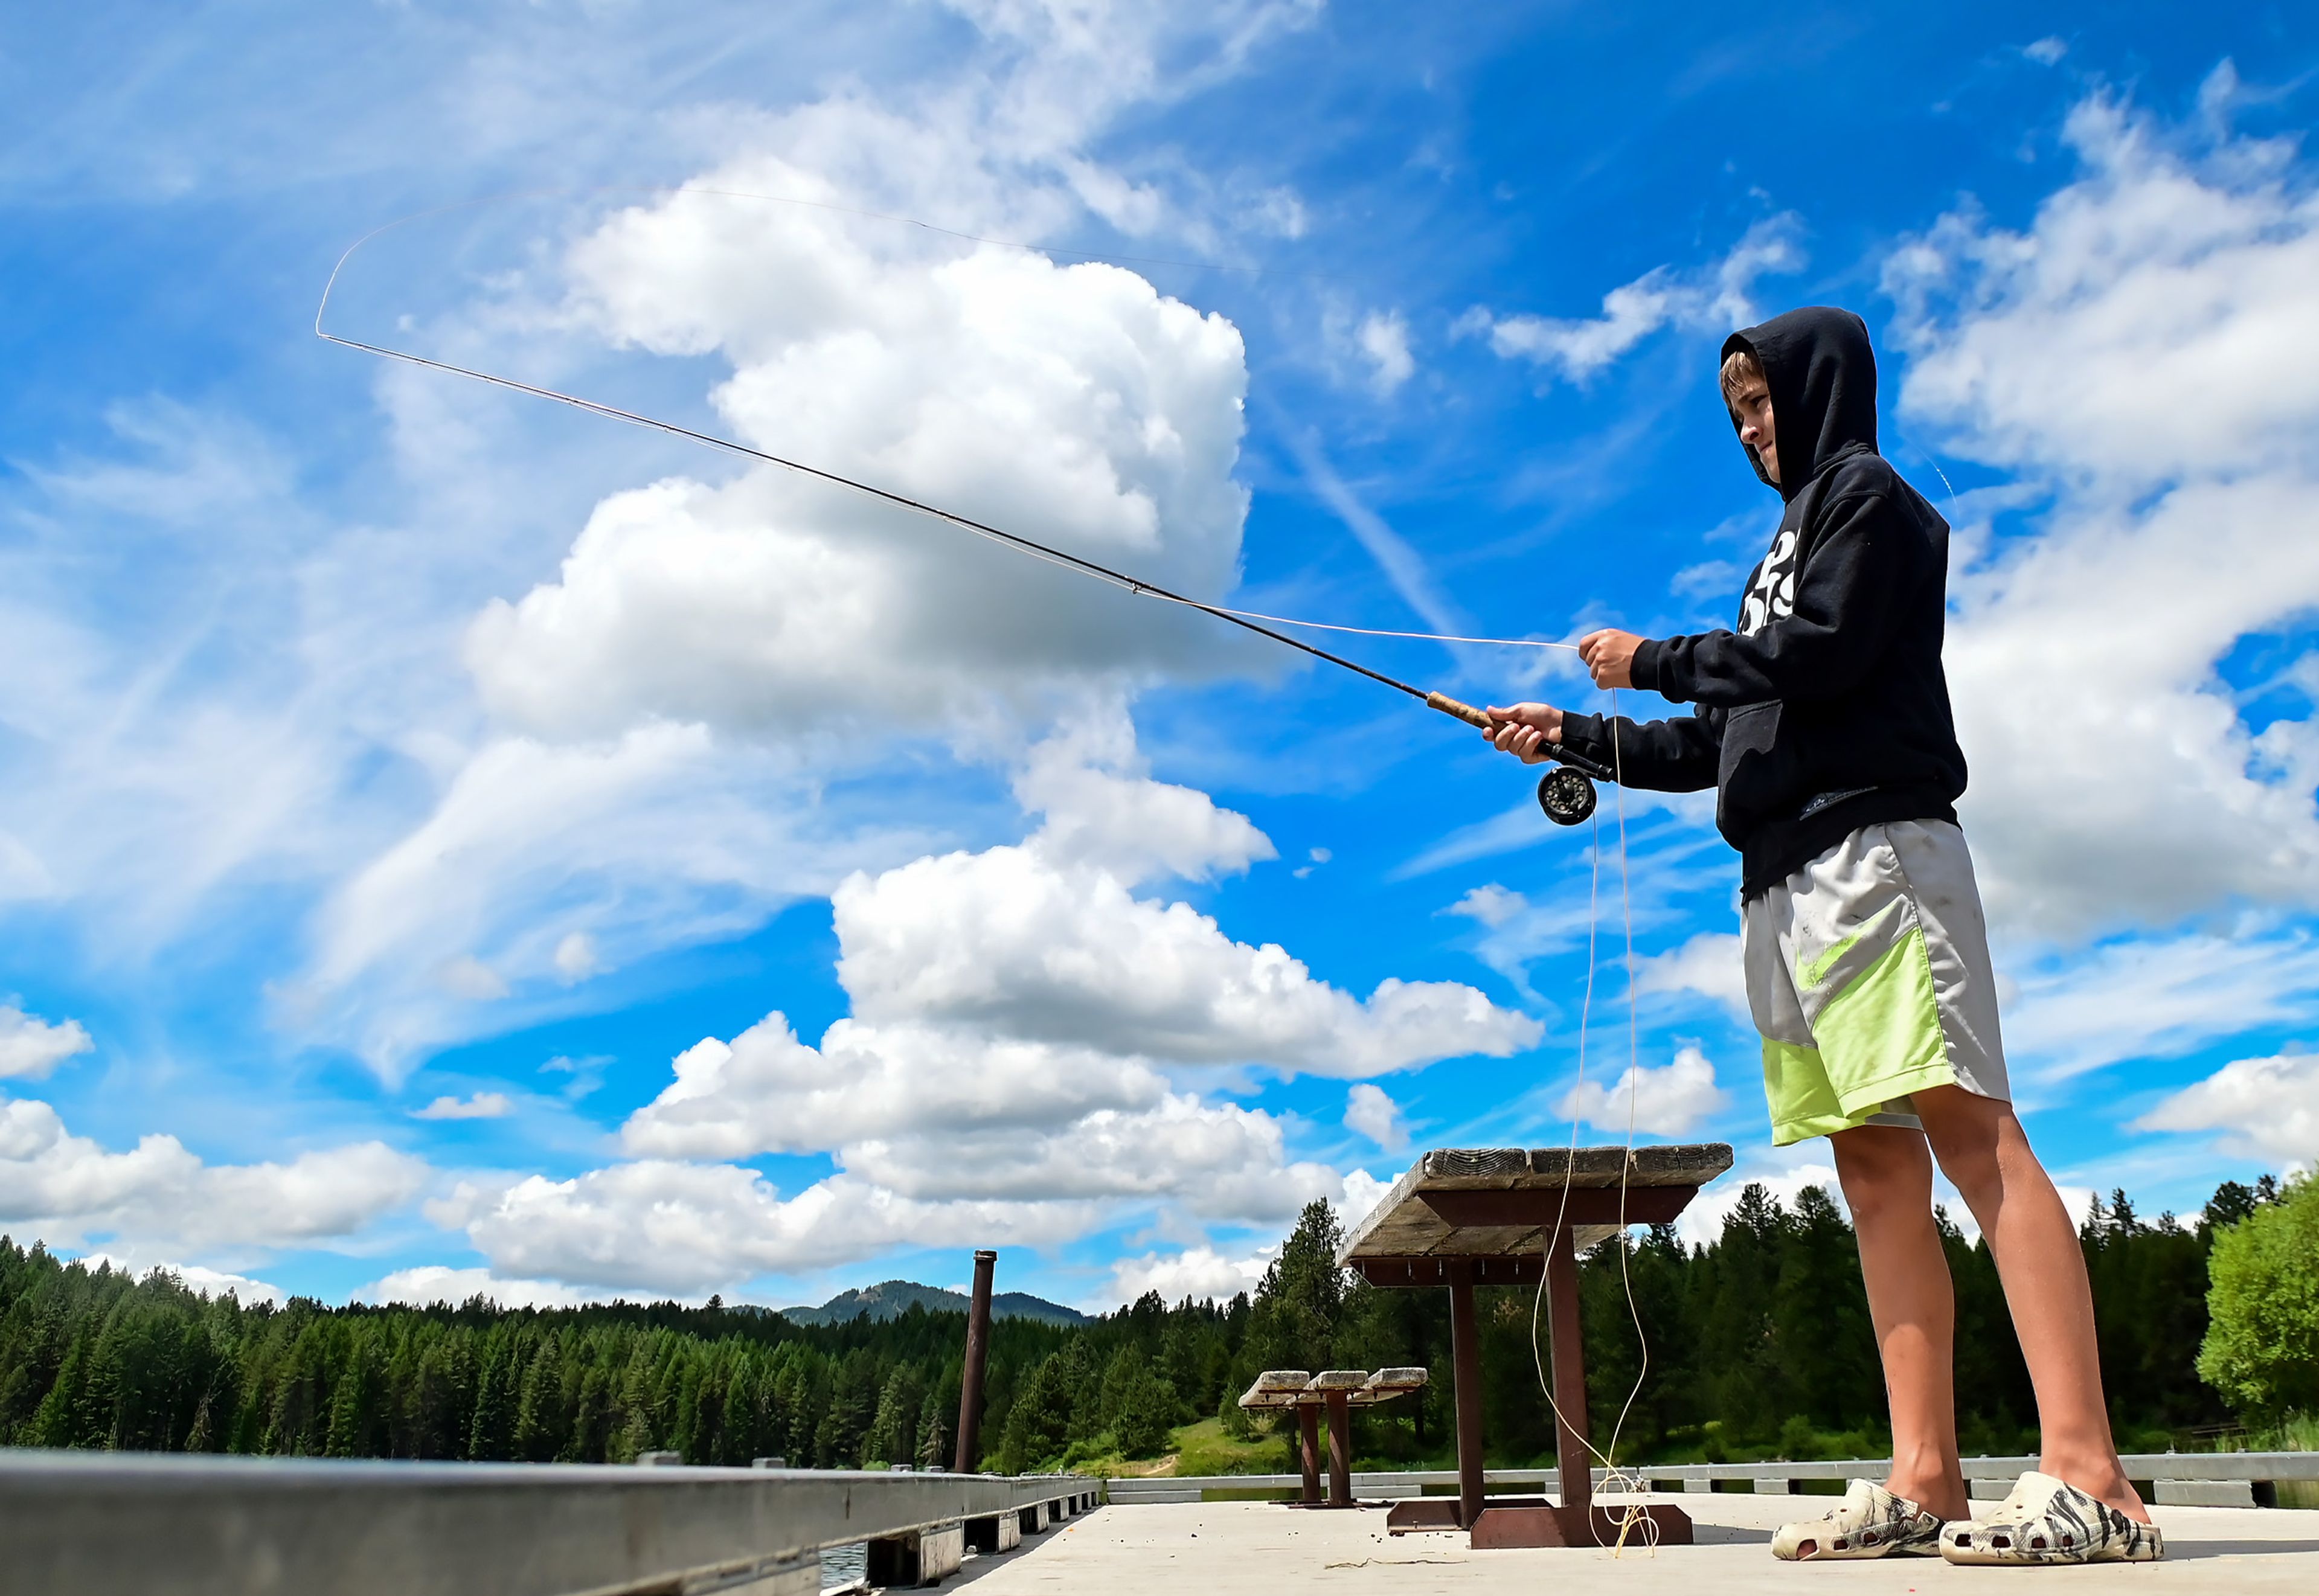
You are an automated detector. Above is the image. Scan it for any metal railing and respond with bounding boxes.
[0,1450,1101,1596]
[1106,1451,2319,1508]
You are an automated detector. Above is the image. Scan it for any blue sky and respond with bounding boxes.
[4,1,2318,1312]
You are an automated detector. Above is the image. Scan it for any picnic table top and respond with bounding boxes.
[1236,1368,1430,1409]
[1336,1144,1735,1265]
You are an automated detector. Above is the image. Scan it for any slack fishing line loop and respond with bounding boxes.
[1528,700,1661,1553]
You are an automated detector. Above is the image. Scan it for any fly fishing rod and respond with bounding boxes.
[317,274,1614,824]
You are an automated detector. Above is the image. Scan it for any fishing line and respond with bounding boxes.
[316,245,1582,736]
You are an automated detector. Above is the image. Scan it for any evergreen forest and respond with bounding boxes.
[2,1170,2311,1473]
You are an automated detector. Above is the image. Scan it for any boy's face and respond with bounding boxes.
[1730,375,1779,484]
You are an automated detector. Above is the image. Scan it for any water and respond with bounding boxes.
[820,1542,867,1591]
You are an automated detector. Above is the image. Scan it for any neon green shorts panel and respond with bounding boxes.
[1743,821,2010,1147]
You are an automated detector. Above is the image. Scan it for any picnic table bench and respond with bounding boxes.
[1336,1143,1733,1548]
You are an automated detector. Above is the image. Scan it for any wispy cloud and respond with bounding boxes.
[1455,214,1805,383]
[1288,432,1467,641]
[1890,75,2319,937]
[2004,931,2319,1089]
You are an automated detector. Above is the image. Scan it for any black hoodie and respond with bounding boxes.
[1557,306,1968,897]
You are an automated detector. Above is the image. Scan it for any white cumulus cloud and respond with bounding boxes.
[828,719,1536,1074]
[1556,1043,1728,1137]
[358,1264,591,1310]
[412,1091,513,1120]
[1344,1082,1408,1152]
[0,1095,426,1252]
[468,169,1254,744]
[444,1162,1102,1294]
[488,718,1530,1293]
[1443,880,1596,995]
[1106,1242,1275,1307]
[836,847,1532,1072]
[75,1253,286,1307]
[2135,1050,2319,1166]
[286,11,1318,1074]
[1633,932,1749,1018]
[0,1005,93,1080]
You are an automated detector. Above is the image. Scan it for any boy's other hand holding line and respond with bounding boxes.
[1576,627,1643,689]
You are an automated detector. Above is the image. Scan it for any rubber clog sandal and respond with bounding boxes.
[1941,1472,2164,1565]
[1770,1479,1945,1560]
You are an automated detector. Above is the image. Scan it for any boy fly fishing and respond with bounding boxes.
[1484,306,2162,1567]
[324,216,2161,1565]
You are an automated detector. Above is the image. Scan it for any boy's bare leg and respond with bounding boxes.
[1912,1085,2152,1524]
[1830,1124,1971,1521]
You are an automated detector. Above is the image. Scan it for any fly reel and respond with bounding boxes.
[1535,743,1617,827]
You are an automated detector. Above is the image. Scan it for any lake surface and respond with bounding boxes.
[820,1541,865,1590]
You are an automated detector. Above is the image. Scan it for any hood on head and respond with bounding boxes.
[1721,306,1878,501]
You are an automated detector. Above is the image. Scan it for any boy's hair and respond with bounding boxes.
[1720,345,1766,403]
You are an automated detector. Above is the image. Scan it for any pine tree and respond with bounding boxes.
[996,1353,1073,1472]
[323,1325,381,1457]
[1696,1182,1789,1444]
[1247,1200,1347,1373]
[468,1332,519,1461]
[1774,1186,1877,1434]
[861,1364,924,1467]
[512,1331,569,1461]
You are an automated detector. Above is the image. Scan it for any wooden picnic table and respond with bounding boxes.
[1336,1143,1733,1548]
[1239,1369,1428,1508]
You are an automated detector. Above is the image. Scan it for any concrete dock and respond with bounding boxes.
[950,1497,2319,1593]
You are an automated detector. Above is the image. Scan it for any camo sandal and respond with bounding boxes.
[1770,1479,1945,1560]
[1941,1472,2164,1565]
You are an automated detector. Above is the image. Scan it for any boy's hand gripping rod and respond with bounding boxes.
[1421,691,1615,825]
[1408,655,1618,818]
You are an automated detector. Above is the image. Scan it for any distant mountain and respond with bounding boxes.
[779,1278,1089,1328]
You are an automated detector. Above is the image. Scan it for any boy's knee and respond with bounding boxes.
[1832,1127,1930,1223]
[1924,1132,2005,1211]
[1913,1089,2013,1194]
[1839,1171,1913,1231]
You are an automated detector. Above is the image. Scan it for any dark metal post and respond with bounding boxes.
[954,1249,998,1473]
[1448,1260,1484,1528]
[1296,1406,1321,1504]
[1324,1391,1353,1506]
[1545,1225,1591,1514]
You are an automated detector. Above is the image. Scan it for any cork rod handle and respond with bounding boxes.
[1425,691,1495,730]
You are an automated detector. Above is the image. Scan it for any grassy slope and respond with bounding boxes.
[1056,1417,1287,1478]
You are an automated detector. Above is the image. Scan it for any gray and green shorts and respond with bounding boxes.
[1742,819,2010,1146]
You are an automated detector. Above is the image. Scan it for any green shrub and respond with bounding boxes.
[2198,1173,2319,1417]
